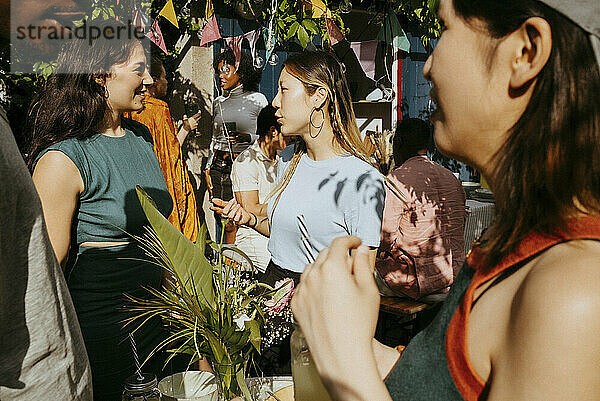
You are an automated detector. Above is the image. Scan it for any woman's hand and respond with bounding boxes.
[291,236,391,401]
[210,198,252,226]
[178,111,201,144]
[182,111,201,132]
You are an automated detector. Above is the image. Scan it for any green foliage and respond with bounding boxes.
[222,0,438,50]
[126,186,282,400]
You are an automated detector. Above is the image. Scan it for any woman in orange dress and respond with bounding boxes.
[125,56,199,241]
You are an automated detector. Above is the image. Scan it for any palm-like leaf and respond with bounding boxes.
[136,186,215,307]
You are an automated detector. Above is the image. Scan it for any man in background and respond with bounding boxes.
[376,118,465,302]
[230,105,289,273]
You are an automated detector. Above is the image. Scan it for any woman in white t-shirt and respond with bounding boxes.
[212,50,385,285]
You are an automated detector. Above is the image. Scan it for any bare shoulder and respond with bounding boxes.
[511,239,600,354]
[487,240,600,399]
[519,240,600,302]
[33,150,83,194]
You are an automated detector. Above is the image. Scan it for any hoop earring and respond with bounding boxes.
[309,107,324,139]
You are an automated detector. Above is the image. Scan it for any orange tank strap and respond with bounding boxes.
[446,216,600,400]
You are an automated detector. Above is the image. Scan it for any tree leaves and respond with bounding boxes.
[297,25,309,48]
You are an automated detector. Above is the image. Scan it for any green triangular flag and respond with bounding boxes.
[377,12,410,53]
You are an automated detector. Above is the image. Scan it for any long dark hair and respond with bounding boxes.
[453,0,600,265]
[25,21,141,169]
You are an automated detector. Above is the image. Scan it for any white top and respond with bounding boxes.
[267,145,385,273]
[231,140,278,272]
[208,85,268,167]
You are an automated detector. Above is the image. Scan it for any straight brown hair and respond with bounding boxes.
[453,0,600,266]
[267,50,373,213]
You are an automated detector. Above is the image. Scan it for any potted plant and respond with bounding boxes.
[124,187,293,400]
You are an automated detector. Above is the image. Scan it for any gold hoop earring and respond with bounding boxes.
[309,107,324,139]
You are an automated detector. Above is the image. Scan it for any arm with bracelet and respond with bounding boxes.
[210,198,270,237]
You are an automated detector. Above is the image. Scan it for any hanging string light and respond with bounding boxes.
[253,55,265,68]
[268,52,279,65]
[262,0,278,67]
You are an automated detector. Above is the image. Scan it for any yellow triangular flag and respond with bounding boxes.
[159,0,179,29]
[206,0,214,18]
[311,0,332,18]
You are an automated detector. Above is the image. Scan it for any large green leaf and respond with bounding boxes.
[297,25,309,48]
[136,186,215,307]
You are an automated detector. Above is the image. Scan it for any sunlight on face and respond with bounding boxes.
[272,67,315,137]
[423,0,504,168]
[105,42,152,113]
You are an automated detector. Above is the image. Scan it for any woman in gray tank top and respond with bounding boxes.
[291,0,600,400]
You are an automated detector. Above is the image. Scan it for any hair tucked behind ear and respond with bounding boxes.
[266,50,374,214]
[25,21,140,170]
[453,0,600,266]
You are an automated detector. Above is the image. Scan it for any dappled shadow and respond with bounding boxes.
[169,70,212,158]
[376,157,466,300]
[233,143,277,185]
[315,167,385,219]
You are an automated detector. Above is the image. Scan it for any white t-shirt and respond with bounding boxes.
[231,140,278,272]
[267,145,385,273]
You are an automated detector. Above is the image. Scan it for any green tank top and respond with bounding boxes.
[35,118,172,243]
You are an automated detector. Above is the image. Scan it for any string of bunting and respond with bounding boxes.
[139,0,410,78]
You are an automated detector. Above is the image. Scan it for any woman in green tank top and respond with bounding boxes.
[26,22,175,401]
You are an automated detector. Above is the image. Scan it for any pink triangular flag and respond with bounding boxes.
[199,14,221,47]
[132,5,145,32]
[326,18,345,46]
[224,35,243,69]
[243,29,261,61]
[350,40,378,80]
[146,18,168,54]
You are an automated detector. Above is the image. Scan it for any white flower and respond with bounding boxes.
[233,313,251,330]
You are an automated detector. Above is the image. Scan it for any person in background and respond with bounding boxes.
[28,25,175,400]
[205,48,268,243]
[125,56,200,242]
[0,0,92,399]
[230,105,289,273]
[292,0,600,400]
[375,118,465,302]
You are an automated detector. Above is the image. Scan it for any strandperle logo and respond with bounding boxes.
[8,2,151,74]
[15,20,145,46]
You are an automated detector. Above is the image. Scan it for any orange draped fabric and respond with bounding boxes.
[125,95,198,242]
